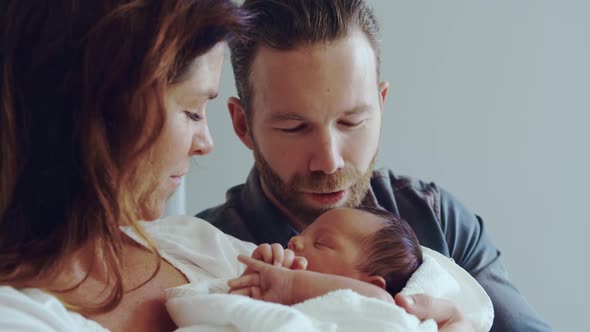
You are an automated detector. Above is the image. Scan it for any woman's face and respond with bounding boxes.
[138,42,225,220]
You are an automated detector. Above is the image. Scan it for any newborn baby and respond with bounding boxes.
[165,209,494,331]
[229,206,423,304]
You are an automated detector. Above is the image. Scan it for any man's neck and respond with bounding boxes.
[259,177,308,232]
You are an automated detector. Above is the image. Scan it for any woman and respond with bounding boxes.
[0,1,252,331]
[0,1,473,331]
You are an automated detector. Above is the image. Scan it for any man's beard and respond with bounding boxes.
[253,144,376,225]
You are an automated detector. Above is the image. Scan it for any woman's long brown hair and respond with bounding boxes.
[0,0,249,313]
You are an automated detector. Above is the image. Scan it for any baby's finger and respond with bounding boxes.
[228,273,260,289]
[291,256,308,270]
[229,287,252,296]
[251,286,262,300]
[252,243,273,264]
[229,286,261,299]
[238,254,271,272]
[282,249,295,268]
[270,243,284,265]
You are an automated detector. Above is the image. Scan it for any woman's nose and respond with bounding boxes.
[288,236,304,252]
[191,124,214,156]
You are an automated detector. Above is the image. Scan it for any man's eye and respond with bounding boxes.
[184,111,202,122]
[340,120,364,128]
[279,124,306,133]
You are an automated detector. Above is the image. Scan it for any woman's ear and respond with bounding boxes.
[364,275,387,290]
[228,96,254,150]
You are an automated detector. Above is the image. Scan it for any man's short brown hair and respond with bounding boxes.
[229,0,381,121]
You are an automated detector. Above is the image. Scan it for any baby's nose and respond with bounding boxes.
[288,236,304,252]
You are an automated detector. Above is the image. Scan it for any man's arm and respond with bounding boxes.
[437,187,553,332]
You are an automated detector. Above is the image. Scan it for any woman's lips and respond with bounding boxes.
[170,176,183,185]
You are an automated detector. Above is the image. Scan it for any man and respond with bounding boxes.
[197,0,552,331]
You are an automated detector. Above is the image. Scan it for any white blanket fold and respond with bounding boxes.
[166,247,493,332]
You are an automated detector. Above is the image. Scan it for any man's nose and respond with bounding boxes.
[308,130,344,174]
[288,235,304,252]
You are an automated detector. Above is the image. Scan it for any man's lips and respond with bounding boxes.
[306,190,346,205]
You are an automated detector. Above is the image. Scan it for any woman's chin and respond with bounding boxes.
[136,188,173,221]
[138,202,166,221]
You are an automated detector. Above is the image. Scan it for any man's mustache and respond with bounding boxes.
[289,167,361,192]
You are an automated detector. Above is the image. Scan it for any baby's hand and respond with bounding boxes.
[250,243,307,270]
[229,255,295,305]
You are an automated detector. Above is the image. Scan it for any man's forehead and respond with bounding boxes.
[247,37,380,120]
[249,31,376,82]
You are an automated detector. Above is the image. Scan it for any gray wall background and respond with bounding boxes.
[168,1,589,330]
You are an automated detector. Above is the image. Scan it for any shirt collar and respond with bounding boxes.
[238,167,299,247]
[238,167,386,247]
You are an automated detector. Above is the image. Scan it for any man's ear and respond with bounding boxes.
[379,81,389,108]
[364,275,387,290]
[228,96,254,150]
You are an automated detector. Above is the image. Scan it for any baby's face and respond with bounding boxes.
[288,207,384,279]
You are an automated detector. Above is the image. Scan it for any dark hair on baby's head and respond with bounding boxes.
[354,206,423,295]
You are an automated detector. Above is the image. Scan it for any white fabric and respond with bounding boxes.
[401,248,495,332]
[0,286,108,332]
[166,247,494,332]
[0,216,493,331]
[0,216,255,331]
[168,287,438,332]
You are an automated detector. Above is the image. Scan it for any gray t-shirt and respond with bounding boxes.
[197,167,553,332]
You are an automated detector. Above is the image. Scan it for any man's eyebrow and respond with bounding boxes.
[265,105,371,123]
[266,112,305,122]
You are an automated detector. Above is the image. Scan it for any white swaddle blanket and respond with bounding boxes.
[166,247,494,332]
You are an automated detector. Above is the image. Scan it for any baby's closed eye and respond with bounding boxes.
[314,236,336,249]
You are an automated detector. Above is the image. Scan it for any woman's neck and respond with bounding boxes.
[37,234,157,303]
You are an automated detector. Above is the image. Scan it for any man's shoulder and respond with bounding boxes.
[196,183,258,243]
[371,168,444,218]
[197,184,245,224]
[372,168,439,194]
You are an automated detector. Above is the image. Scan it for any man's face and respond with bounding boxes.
[240,29,388,224]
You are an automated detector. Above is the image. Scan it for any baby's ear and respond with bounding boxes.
[364,275,387,290]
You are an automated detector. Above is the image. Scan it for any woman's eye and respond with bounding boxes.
[184,111,202,122]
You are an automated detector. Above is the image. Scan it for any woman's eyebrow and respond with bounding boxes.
[342,105,371,116]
